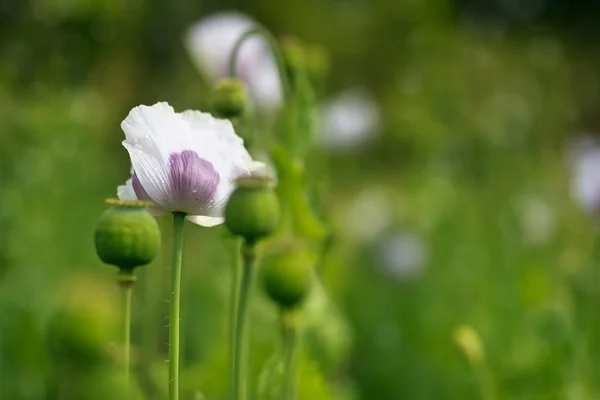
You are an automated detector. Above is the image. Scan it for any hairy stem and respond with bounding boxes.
[169,212,186,400]
[228,239,242,399]
[231,241,256,400]
[122,283,133,384]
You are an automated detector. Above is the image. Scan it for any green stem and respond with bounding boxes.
[231,240,257,400]
[280,311,297,400]
[169,212,186,400]
[228,26,293,104]
[116,271,137,387]
[228,239,242,400]
[122,283,133,384]
[475,363,496,400]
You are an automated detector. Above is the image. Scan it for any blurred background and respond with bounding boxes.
[3,0,600,399]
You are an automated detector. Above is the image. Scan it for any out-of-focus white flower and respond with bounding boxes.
[184,12,282,111]
[377,231,429,280]
[117,102,263,227]
[338,188,392,242]
[516,195,556,245]
[318,89,380,151]
[569,136,600,213]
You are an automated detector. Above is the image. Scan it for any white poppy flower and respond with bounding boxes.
[515,195,556,245]
[184,11,282,111]
[339,187,391,241]
[569,135,600,213]
[117,102,263,227]
[377,231,429,280]
[318,89,380,151]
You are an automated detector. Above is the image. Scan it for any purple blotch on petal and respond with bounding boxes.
[169,150,220,209]
[132,172,152,201]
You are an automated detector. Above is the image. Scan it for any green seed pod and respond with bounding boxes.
[261,241,313,309]
[212,78,248,119]
[94,199,160,271]
[47,275,119,364]
[225,177,280,243]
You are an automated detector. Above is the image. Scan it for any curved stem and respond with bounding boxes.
[280,311,297,400]
[122,284,133,384]
[169,212,186,400]
[228,238,242,400]
[228,26,293,104]
[231,241,257,400]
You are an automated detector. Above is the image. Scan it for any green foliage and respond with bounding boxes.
[257,352,338,400]
[3,0,600,399]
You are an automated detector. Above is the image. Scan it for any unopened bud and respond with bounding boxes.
[453,325,485,365]
[261,241,313,309]
[281,37,306,79]
[225,177,280,243]
[305,44,330,85]
[47,275,118,363]
[212,78,248,119]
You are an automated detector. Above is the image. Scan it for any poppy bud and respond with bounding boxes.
[281,37,330,86]
[261,241,312,309]
[212,78,248,119]
[453,325,485,365]
[305,44,330,85]
[281,37,307,79]
[224,177,280,243]
[47,275,118,363]
[94,200,161,272]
